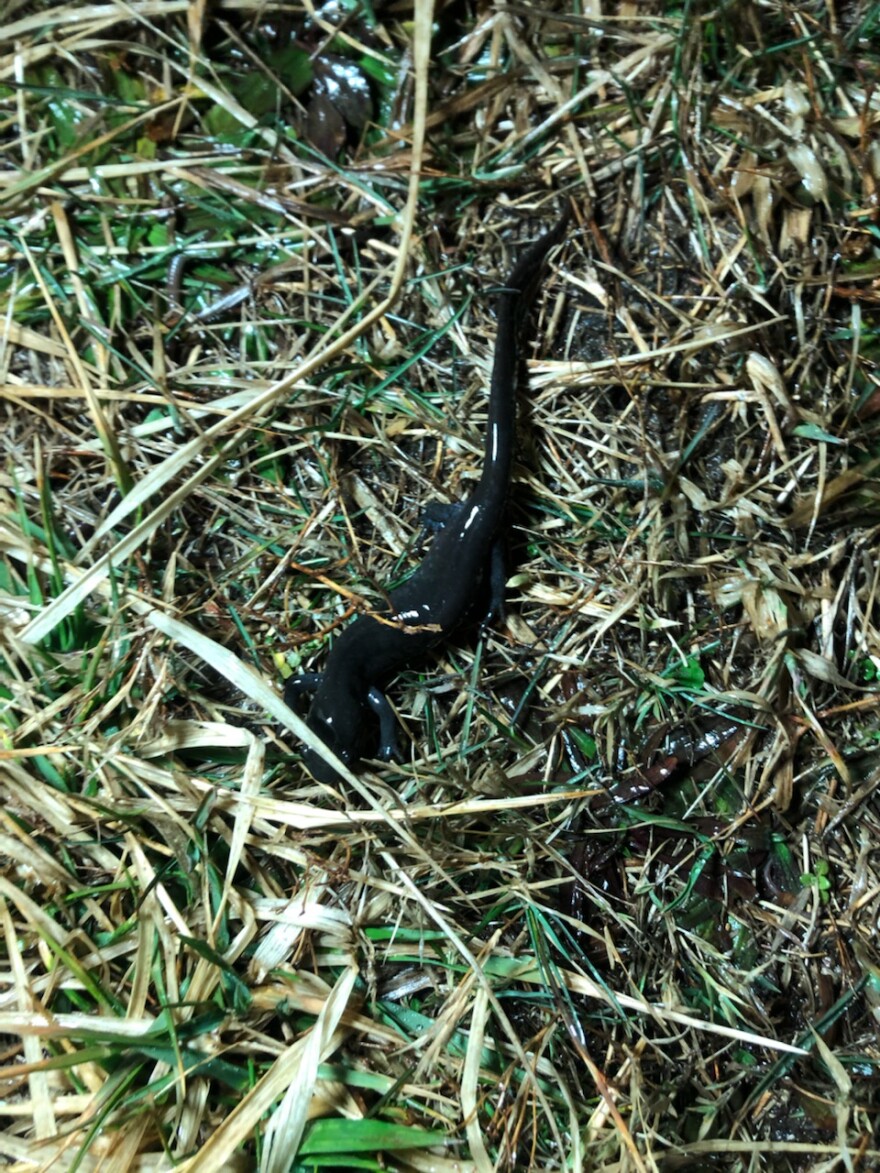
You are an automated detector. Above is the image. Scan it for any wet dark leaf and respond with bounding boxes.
[306,91,348,158]
[305,52,373,155]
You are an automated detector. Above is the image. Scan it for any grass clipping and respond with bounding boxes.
[1,1,880,1170]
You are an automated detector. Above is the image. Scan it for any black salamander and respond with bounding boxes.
[287,216,567,782]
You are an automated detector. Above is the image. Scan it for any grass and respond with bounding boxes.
[2,0,880,1169]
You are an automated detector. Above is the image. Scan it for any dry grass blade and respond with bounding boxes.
[2,0,880,1169]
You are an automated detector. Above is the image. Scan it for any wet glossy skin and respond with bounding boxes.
[286,219,567,781]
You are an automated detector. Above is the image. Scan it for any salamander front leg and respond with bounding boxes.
[284,673,323,709]
[367,686,402,763]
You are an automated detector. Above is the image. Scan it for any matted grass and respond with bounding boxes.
[1,0,880,1169]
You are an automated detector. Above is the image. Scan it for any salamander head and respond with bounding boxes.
[301,683,371,784]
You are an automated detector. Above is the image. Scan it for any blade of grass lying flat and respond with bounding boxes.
[461,984,493,1173]
[19,263,398,647]
[19,229,133,496]
[178,964,357,1173]
[737,975,869,1114]
[0,95,190,204]
[4,0,880,1165]
[500,958,808,1057]
[19,16,432,645]
[297,1117,446,1156]
[385,850,572,1161]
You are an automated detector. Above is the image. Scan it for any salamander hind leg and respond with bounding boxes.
[367,686,403,762]
[420,500,465,533]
